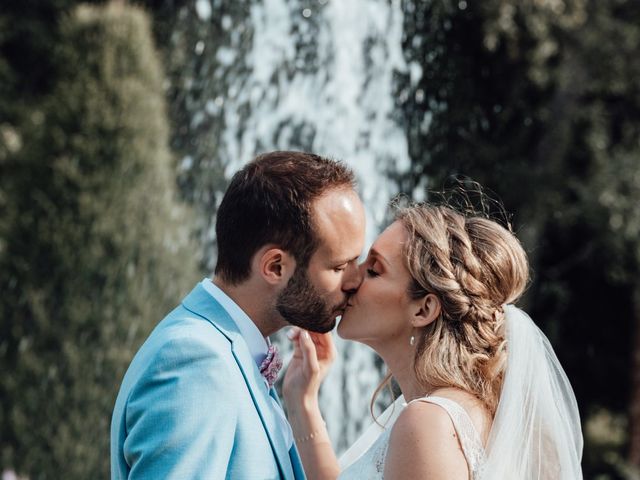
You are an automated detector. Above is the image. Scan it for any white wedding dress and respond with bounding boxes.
[338,395,485,479]
[337,305,584,480]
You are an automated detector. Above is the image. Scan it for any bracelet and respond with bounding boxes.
[296,422,326,444]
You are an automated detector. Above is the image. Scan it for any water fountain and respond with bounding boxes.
[169,0,415,453]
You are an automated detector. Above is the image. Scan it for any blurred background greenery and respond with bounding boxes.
[1,0,639,478]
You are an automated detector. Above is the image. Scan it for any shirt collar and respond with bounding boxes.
[201,278,269,366]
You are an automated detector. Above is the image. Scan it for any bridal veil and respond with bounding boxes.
[480,305,583,479]
[339,305,584,478]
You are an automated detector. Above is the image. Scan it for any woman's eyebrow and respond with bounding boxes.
[369,248,390,267]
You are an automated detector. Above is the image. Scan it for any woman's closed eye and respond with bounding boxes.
[366,267,380,278]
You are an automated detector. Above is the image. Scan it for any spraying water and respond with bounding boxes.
[175,0,412,453]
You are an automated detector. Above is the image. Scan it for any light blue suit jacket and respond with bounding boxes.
[111,283,306,479]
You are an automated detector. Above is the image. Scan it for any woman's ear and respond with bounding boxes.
[411,293,441,328]
[259,247,295,285]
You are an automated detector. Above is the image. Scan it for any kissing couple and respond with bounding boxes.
[111,151,583,479]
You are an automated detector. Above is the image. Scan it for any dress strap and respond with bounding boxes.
[408,396,486,476]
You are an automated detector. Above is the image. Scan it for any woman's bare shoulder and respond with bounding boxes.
[383,400,469,479]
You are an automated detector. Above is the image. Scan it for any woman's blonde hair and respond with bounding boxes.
[372,201,529,418]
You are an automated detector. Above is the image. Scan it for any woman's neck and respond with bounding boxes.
[374,340,434,403]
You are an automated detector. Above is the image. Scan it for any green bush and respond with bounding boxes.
[0,3,199,478]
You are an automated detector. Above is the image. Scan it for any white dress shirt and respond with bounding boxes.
[201,278,293,448]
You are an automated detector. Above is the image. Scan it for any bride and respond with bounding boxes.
[282,202,583,479]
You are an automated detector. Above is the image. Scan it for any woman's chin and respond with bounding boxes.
[336,316,353,340]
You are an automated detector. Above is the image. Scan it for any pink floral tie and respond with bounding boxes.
[259,344,283,388]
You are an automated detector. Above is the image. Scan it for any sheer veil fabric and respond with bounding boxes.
[480,305,583,479]
[338,305,583,479]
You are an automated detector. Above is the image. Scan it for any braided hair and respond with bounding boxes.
[397,204,529,416]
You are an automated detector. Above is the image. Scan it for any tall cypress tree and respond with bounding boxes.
[0,3,199,477]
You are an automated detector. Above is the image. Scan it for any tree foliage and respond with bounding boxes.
[0,3,198,477]
[399,0,640,477]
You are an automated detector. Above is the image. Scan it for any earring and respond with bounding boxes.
[409,335,415,346]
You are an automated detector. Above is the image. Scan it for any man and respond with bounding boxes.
[111,151,366,479]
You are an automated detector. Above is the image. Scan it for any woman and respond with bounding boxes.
[283,202,583,479]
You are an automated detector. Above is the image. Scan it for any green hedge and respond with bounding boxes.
[0,4,198,478]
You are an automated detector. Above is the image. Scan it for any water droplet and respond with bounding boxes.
[302,8,312,18]
[195,41,205,55]
[180,156,194,171]
[458,1,468,10]
[205,99,217,115]
[221,15,232,30]
[195,0,212,21]
[191,111,205,129]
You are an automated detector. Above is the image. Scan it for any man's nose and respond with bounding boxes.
[342,262,364,293]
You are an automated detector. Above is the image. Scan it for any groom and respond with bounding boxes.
[111,151,366,479]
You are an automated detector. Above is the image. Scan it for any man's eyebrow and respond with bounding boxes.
[334,254,361,265]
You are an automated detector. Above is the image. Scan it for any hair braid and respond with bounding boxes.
[397,204,528,416]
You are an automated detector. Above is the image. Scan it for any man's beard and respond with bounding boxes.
[276,267,345,333]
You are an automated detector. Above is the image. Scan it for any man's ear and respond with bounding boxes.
[411,293,441,328]
[258,247,295,285]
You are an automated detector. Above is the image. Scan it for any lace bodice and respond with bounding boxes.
[338,395,486,479]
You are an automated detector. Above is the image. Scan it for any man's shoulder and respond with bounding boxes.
[116,304,233,391]
[142,304,233,363]
[164,302,231,339]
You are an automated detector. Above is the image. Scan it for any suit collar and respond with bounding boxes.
[182,282,240,342]
[181,282,296,479]
[200,278,269,365]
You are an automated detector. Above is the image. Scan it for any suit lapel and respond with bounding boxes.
[289,444,306,480]
[230,342,294,479]
[268,374,306,479]
[182,283,294,479]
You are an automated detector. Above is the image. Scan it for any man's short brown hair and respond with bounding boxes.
[214,151,356,284]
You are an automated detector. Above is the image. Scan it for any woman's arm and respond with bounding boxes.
[283,329,340,480]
